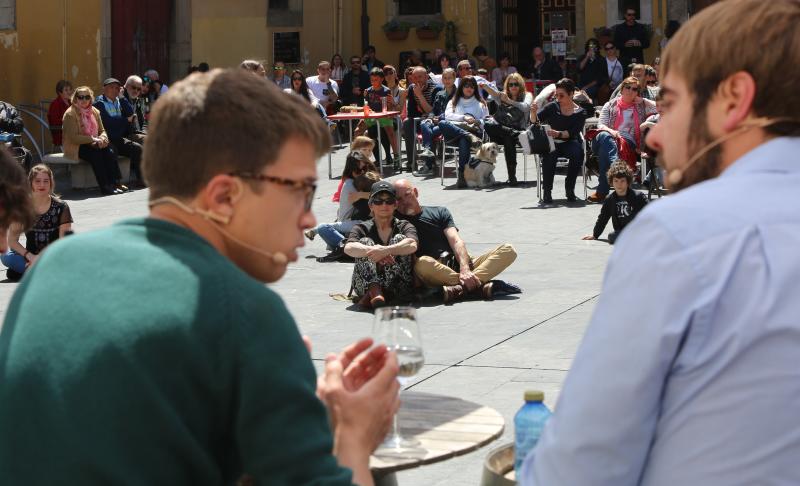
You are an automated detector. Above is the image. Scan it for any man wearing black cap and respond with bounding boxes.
[344,180,418,308]
[94,77,144,188]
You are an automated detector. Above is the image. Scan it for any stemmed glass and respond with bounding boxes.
[372,306,425,452]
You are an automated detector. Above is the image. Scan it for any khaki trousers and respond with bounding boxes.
[414,243,517,287]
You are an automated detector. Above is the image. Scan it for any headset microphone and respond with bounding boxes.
[668,117,794,188]
[149,196,288,266]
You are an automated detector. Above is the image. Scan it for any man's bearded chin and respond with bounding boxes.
[661,106,723,192]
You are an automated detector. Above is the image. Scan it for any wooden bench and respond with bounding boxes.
[41,153,130,190]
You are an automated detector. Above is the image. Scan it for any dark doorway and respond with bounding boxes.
[497,0,540,68]
[111,0,173,83]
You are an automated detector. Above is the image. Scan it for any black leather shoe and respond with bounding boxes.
[542,191,553,204]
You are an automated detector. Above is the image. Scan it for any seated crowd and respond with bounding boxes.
[45,70,164,195]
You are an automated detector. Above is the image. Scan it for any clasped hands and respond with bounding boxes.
[365,245,395,265]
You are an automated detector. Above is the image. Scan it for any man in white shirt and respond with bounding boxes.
[521,1,800,484]
[306,61,339,113]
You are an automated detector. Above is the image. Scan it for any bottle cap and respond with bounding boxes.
[524,390,544,402]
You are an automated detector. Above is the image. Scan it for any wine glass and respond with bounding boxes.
[372,306,425,452]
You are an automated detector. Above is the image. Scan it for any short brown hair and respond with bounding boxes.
[661,0,800,137]
[142,69,330,200]
[353,170,381,192]
[0,147,34,229]
[607,160,633,186]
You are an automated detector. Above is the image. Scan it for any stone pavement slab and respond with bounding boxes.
[0,146,622,485]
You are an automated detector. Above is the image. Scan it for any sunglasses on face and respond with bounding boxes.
[371,197,396,206]
[622,85,638,91]
[292,77,303,81]
[75,94,91,101]
[507,82,520,87]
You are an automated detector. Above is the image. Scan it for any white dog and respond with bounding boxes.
[464,142,499,188]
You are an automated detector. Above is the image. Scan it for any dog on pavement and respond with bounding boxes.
[464,142,499,188]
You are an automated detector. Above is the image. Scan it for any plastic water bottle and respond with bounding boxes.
[514,390,552,473]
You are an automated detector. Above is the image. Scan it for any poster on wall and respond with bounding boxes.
[551,29,568,57]
[273,32,301,64]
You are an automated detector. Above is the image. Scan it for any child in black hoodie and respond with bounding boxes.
[583,160,647,244]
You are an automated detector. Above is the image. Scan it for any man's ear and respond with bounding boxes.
[716,71,757,132]
[199,174,245,223]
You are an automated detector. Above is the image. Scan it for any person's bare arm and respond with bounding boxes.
[444,227,481,290]
[386,237,417,256]
[347,191,370,204]
[5,223,27,257]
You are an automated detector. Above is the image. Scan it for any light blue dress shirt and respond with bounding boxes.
[522,137,800,485]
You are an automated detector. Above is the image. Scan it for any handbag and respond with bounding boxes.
[493,103,525,130]
[523,123,552,155]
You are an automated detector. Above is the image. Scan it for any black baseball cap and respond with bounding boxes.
[369,180,395,201]
[103,78,121,86]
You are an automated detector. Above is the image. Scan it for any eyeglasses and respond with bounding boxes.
[622,85,638,91]
[230,172,317,211]
[291,77,303,81]
[75,94,92,101]
[273,66,285,70]
[507,82,520,87]
[370,197,396,206]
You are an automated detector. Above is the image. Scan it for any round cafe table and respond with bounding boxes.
[370,391,506,486]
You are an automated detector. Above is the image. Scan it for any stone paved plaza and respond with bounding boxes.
[1,146,623,485]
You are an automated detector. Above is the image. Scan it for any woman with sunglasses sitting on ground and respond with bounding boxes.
[438,76,489,188]
[62,86,126,195]
[2,164,73,281]
[527,78,587,203]
[588,75,657,202]
[344,181,418,309]
[481,72,533,186]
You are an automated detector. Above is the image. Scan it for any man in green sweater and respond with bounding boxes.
[0,69,399,485]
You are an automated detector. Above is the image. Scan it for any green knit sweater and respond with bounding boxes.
[0,218,353,485]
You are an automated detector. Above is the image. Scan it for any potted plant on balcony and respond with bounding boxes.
[415,19,445,40]
[382,19,411,41]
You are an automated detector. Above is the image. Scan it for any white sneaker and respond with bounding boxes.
[518,130,531,155]
[419,148,435,158]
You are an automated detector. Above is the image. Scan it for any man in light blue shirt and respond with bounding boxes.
[522,1,800,484]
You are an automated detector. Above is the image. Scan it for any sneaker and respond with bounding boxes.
[587,192,606,203]
[419,148,435,158]
[316,246,344,263]
[518,130,531,155]
[6,268,22,281]
[304,228,317,241]
[490,280,522,296]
